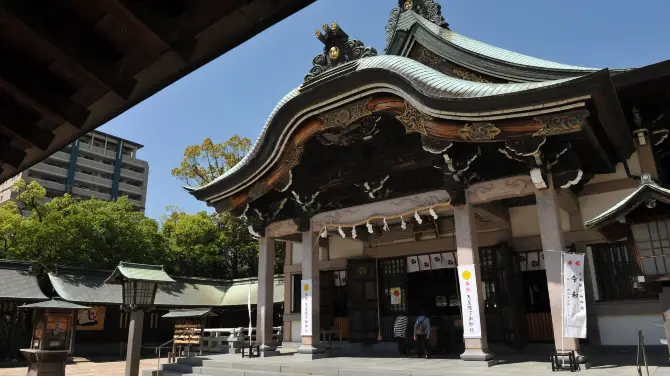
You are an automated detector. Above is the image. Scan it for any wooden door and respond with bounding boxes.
[347,259,379,342]
[320,271,334,330]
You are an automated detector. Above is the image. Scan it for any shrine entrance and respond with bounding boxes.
[519,251,554,343]
[480,244,527,349]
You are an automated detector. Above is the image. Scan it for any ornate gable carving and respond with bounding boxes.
[304,22,377,83]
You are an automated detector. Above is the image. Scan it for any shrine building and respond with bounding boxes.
[188,0,670,363]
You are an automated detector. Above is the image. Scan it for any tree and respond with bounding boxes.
[2,181,167,271]
[171,135,285,278]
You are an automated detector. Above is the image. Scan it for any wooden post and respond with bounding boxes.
[256,237,277,355]
[296,231,326,358]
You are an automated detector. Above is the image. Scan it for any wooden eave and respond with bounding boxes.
[189,64,633,209]
[0,0,315,185]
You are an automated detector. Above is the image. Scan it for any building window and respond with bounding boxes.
[291,273,302,313]
[631,220,670,275]
[591,241,655,301]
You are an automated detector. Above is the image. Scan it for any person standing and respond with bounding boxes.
[393,314,408,356]
[413,314,431,359]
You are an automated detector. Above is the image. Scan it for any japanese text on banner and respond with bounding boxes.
[563,253,587,338]
[457,264,482,338]
[301,279,312,336]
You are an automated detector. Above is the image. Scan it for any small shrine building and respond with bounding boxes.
[187,0,670,363]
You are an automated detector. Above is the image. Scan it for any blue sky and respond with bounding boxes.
[99,0,670,220]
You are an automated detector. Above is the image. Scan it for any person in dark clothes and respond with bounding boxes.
[413,314,431,359]
[393,314,409,356]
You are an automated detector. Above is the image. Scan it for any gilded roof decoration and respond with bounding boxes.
[458,123,501,141]
[396,102,431,135]
[305,22,377,83]
[533,110,589,137]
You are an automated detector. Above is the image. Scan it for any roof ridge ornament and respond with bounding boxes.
[401,0,449,29]
[304,22,377,83]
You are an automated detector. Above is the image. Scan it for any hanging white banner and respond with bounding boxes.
[407,256,420,273]
[247,278,252,338]
[418,255,432,271]
[563,253,587,338]
[430,254,445,269]
[457,264,482,338]
[301,279,313,336]
[442,252,457,268]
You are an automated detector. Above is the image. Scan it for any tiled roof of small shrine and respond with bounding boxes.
[0,260,48,301]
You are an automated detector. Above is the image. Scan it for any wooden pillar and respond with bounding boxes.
[296,231,326,358]
[535,176,581,355]
[659,286,670,359]
[454,204,495,364]
[283,242,293,343]
[256,237,277,354]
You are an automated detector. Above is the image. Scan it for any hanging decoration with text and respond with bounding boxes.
[301,279,313,336]
[563,253,587,338]
[457,264,482,338]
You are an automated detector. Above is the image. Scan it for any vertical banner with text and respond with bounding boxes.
[563,253,587,338]
[301,279,312,336]
[457,264,482,338]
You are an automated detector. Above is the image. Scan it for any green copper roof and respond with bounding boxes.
[585,175,670,229]
[0,260,48,301]
[162,309,216,318]
[104,262,176,284]
[20,299,90,310]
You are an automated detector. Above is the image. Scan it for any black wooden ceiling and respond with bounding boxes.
[0,0,315,184]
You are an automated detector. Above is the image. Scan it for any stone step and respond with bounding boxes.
[163,363,198,373]
[177,358,205,366]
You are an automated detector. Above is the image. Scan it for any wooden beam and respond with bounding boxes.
[0,6,137,99]
[556,189,580,214]
[0,95,54,150]
[578,178,638,196]
[0,136,27,168]
[0,45,89,127]
[96,0,196,61]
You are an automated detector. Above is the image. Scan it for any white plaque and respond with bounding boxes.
[300,279,312,336]
[458,264,482,338]
[563,253,587,338]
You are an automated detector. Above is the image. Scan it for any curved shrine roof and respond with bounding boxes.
[186,54,600,201]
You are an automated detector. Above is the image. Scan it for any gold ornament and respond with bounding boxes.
[331,21,338,31]
[315,30,321,38]
[404,0,413,10]
[329,46,340,60]
[322,23,330,32]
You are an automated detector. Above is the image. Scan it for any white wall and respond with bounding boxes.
[291,319,301,342]
[597,315,665,346]
[588,153,641,185]
[510,205,570,238]
[329,236,364,259]
[579,189,637,223]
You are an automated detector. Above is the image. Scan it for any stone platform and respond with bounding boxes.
[159,351,670,376]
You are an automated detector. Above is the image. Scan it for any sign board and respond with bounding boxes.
[390,287,402,305]
[174,322,201,345]
[563,253,587,338]
[76,306,105,331]
[300,279,312,336]
[457,264,482,338]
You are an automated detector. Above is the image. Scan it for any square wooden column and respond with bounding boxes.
[283,242,293,343]
[535,178,581,355]
[454,204,495,364]
[256,236,278,354]
[296,231,326,358]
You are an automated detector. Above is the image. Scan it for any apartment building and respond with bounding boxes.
[0,131,148,209]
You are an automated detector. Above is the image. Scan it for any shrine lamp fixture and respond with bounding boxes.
[104,262,175,310]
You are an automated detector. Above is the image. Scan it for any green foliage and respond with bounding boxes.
[1,182,166,270]
[0,134,284,279]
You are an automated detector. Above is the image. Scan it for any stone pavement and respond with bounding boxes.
[0,358,160,376]
[189,353,670,376]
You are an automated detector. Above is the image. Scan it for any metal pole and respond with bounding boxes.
[125,310,145,376]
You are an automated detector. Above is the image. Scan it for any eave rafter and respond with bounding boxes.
[216,94,602,213]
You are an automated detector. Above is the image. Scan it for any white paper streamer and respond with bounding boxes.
[400,216,407,230]
[320,228,328,238]
[429,208,438,219]
[415,211,422,224]
[366,221,373,234]
[338,226,345,238]
[351,226,357,239]
[383,218,389,231]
